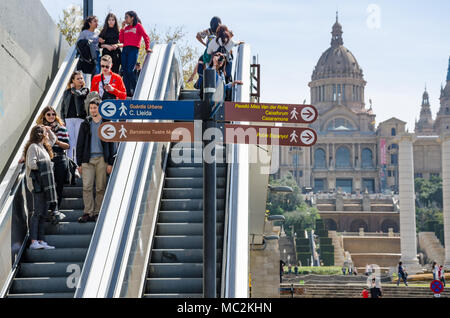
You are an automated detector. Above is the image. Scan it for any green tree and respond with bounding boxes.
[57,5,83,45]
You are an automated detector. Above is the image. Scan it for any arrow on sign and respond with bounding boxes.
[101,102,117,117]
[300,129,316,145]
[300,106,317,122]
[100,124,116,140]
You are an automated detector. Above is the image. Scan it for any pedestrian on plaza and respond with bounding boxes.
[360,287,369,298]
[61,71,89,161]
[342,265,346,275]
[288,264,292,275]
[439,265,446,287]
[370,277,382,298]
[294,265,299,276]
[348,265,353,275]
[76,98,116,223]
[119,10,151,97]
[397,261,408,286]
[99,13,122,74]
[432,261,438,280]
[91,55,127,101]
[36,106,70,210]
[24,125,58,250]
[353,267,358,276]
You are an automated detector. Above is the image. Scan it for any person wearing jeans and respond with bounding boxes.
[76,98,116,222]
[61,71,89,160]
[119,11,151,97]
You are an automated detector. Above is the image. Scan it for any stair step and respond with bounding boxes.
[60,198,84,210]
[57,210,84,222]
[43,235,92,248]
[160,199,225,211]
[18,262,84,277]
[23,248,88,263]
[151,249,223,263]
[7,292,75,298]
[158,210,225,223]
[153,236,223,250]
[148,263,222,278]
[145,278,220,294]
[44,222,95,235]
[162,188,225,199]
[164,177,226,188]
[9,277,77,294]
[62,187,83,197]
[166,167,226,178]
[156,223,224,236]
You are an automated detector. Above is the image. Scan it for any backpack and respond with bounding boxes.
[76,39,96,75]
[202,34,217,65]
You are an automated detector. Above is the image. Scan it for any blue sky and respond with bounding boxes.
[41,0,450,131]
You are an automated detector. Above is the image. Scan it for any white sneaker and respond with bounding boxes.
[39,241,55,249]
[30,241,44,250]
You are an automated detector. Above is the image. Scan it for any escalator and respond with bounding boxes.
[143,89,226,298]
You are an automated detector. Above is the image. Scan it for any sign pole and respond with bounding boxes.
[83,0,93,20]
[203,68,217,298]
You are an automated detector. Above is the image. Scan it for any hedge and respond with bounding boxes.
[296,245,311,253]
[319,238,332,245]
[296,238,310,246]
[315,229,328,237]
[321,252,334,266]
[319,245,334,253]
[297,252,312,266]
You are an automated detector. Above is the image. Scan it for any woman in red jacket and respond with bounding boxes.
[119,11,151,97]
[91,55,127,100]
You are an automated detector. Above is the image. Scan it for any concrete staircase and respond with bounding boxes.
[285,283,450,298]
[7,178,92,298]
[418,232,445,265]
[328,231,345,266]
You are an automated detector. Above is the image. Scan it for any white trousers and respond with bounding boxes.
[65,118,84,161]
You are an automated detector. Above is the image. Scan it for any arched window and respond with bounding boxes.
[361,148,373,168]
[336,146,351,168]
[314,148,326,168]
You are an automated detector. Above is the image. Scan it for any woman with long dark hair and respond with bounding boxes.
[24,125,57,250]
[119,10,151,97]
[99,13,122,74]
[61,71,89,161]
[77,15,100,80]
[208,52,243,101]
[36,106,70,210]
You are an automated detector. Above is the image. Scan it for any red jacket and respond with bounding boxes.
[119,23,150,50]
[91,72,127,100]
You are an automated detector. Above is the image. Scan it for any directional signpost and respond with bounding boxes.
[97,70,319,299]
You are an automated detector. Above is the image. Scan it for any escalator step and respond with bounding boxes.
[166,167,226,178]
[42,235,92,248]
[23,248,88,263]
[7,292,75,298]
[9,277,77,294]
[60,198,84,210]
[160,199,225,211]
[142,293,203,298]
[156,223,224,236]
[18,262,84,278]
[158,210,225,223]
[57,209,84,222]
[151,248,222,263]
[162,188,225,199]
[148,263,222,278]
[44,222,95,235]
[62,187,83,197]
[164,177,226,188]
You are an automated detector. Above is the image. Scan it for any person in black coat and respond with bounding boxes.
[99,13,122,74]
[76,98,116,223]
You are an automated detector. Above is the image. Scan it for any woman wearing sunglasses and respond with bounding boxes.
[207,52,243,101]
[36,106,70,211]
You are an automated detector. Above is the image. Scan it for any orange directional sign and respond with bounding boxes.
[224,102,318,124]
[98,122,194,142]
[225,124,317,147]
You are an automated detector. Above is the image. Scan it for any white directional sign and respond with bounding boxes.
[100,124,116,140]
[101,102,117,118]
[300,106,317,123]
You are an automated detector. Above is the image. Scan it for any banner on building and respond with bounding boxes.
[380,138,387,165]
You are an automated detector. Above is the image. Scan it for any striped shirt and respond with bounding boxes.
[52,124,69,154]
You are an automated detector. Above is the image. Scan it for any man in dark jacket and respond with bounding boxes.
[76,98,116,222]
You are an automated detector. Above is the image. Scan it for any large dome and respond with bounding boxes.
[311,19,364,81]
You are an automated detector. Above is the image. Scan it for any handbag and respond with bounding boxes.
[66,156,78,185]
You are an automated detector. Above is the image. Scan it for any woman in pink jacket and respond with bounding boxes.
[119,11,151,97]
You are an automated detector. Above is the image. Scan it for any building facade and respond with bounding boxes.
[278,16,450,195]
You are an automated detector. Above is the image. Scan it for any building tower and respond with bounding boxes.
[415,86,434,135]
[434,57,450,134]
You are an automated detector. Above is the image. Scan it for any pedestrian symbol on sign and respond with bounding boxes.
[290,130,298,143]
[119,125,127,139]
[120,102,127,117]
[290,107,298,120]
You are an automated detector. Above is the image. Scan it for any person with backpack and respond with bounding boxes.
[99,13,122,74]
[24,125,58,250]
[61,71,89,161]
[119,11,151,97]
[91,55,127,100]
[77,16,101,87]
[36,106,70,211]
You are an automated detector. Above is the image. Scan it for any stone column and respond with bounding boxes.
[326,143,329,169]
[352,143,356,167]
[397,133,421,273]
[441,134,450,269]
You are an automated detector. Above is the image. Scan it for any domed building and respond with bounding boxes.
[277,15,449,234]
